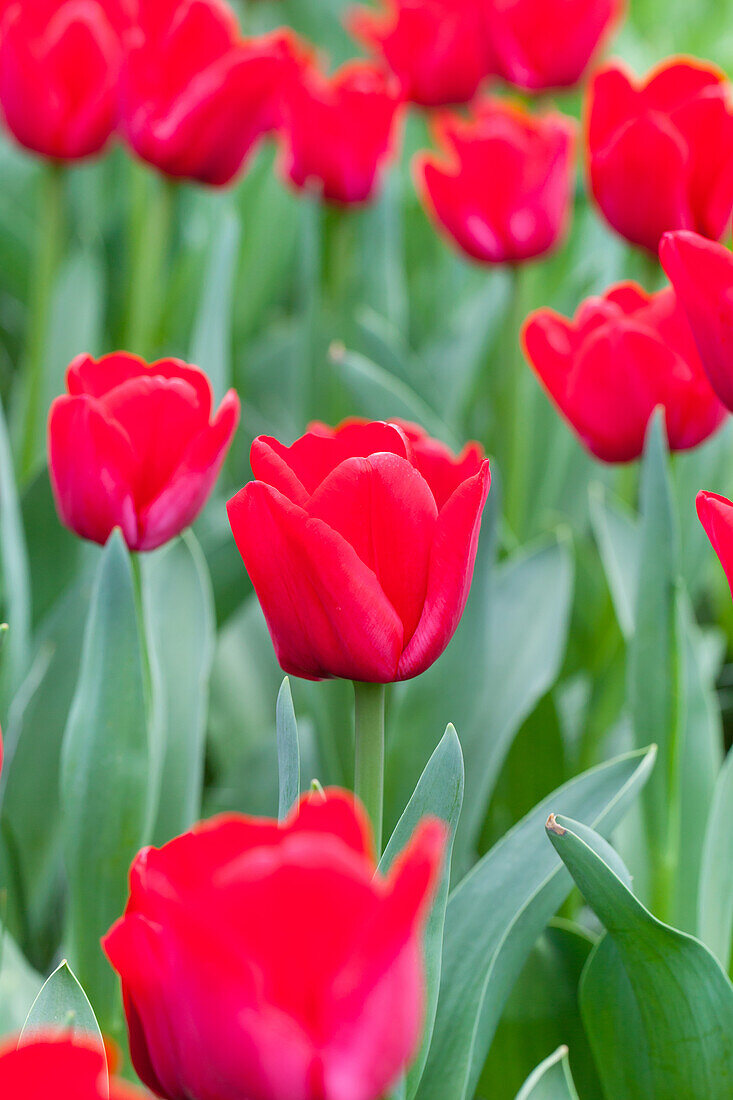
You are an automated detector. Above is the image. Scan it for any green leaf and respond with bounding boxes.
[61,533,154,1026]
[190,203,240,401]
[0,396,31,716]
[380,725,464,1100]
[276,677,300,822]
[698,746,733,972]
[0,930,42,1037]
[515,1047,579,1100]
[145,533,215,846]
[548,815,733,1099]
[20,960,104,1057]
[417,745,655,1100]
[589,483,639,642]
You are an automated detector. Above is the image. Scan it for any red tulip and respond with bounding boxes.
[119,0,300,186]
[278,59,403,205]
[104,790,445,1100]
[484,0,623,91]
[587,57,733,253]
[697,491,733,598]
[0,1035,145,1099]
[415,98,575,264]
[0,0,130,161]
[523,282,726,462]
[660,230,733,411]
[48,352,240,552]
[347,0,492,108]
[227,419,490,682]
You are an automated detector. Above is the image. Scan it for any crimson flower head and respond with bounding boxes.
[48,352,240,553]
[484,0,624,91]
[0,1035,146,1099]
[587,57,733,253]
[660,230,733,411]
[347,0,492,108]
[119,0,300,186]
[415,98,575,264]
[279,59,403,205]
[697,491,733,600]
[523,283,726,463]
[227,419,490,682]
[104,789,446,1100]
[0,0,131,161]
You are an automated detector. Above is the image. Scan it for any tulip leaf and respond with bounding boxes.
[380,724,464,1100]
[190,203,240,401]
[145,532,216,846]
[61,532,155,1027]
[515,1047,579,1100]
[0,929,42,1037]
[698,746,733,972]
[0,395,31,717]
[277,677,300,822]
[20,959,104,1052]
[548,814,733,1098]
[589,483,638,641]
[417,745,655,1100]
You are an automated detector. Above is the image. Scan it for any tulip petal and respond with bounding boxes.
[227,481,404,681]
[398,461,490,679]
[697,490,733,599]
[250,436,311,507]
[290,788,375,863]
[68,352,214,419]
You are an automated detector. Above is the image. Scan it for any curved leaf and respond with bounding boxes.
[516,1047,579,1100]
[276,677,300,822]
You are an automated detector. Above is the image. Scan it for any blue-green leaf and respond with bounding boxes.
[515,1047,579,1100]
[277,677,300,822]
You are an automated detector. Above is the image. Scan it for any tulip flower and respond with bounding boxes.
[227,418,490,682]
[48,352,240,552]
[523,282,726,462]
[0,0,130,161]
[119,0,301,186]
[587,57,733,253]
[347,0,493,107]
[697,491,733,599]
[278,59,403,204]
[104,789,446,1100]
[484,0,624,92]
[415,98,575,264]
[660,230,733,411]
[0,1035,144,1099]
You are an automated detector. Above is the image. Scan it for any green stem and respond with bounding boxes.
[353,681,385,854]
[19,162,65,481]
[504,264,529,539]
[126,167,176,358]
[297,192,323,422]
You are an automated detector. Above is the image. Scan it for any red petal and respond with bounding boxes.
[697,490,733,599]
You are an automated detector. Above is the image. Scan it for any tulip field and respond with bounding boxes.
[2,0,733,1097]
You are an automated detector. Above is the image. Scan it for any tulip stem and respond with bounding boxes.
[18,162,65,482]
[126,166,176,359]
[504,264,529,539]
[353,681,385,854]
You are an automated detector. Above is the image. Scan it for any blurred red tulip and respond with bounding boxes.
[0,0,131,160]
[0,1035,142,1099]
[48,352,240,552]
[697,491,733,599]
[227,419,490,682]
[278,59,403,204]
[523,282,726,462]
[484,0,623,91]
[347,0,492,107]
[587,57,733,253]
[660,230,733,411]
[104,790,445,1100]
[120,0,301,185]
[415,98,575,264]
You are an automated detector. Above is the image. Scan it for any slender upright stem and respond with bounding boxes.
[126,167,176,358]
[297,192,323,421]
[504,264,529,539]
[353,681,386,855]
[19,162,65,481]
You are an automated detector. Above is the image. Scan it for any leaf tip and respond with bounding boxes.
[546,813,566,837]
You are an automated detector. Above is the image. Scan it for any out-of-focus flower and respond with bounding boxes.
[48,352,239,552]
[660,230,733,411]
[0,1035,147,1099]
[0,0,130,160]
[523,282,727,462]
[347,0,492,107]
[104,790,446,1100]
[587,57,733,253]
[484,0,624,91]
[278,59,403,204]
[227,419,490,682]
[697,491,733,599]
[119,0,301,185]
[415,98,575,264]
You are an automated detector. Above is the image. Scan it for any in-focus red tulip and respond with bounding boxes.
[48,353,240,552]
[587,57,733,253]
[0,0,130,160]
[523,282,726,463]
[278,59,403,205]
[347,0,492,108]
[697,491,733,599]
[227,419,490,682]
[415,98,575,264]
[0,1035,146,1099]
[119,0,301,185]
[484,0,623,91]
[104,790,446,1100]
[660,230,733,412]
